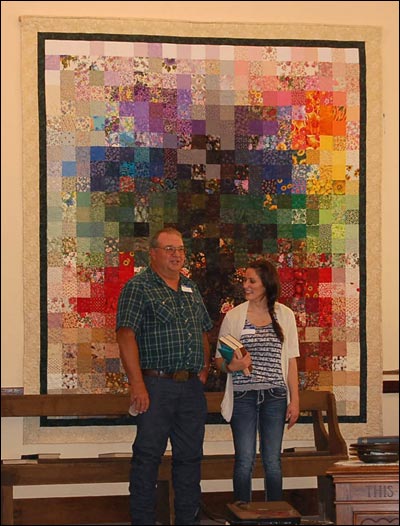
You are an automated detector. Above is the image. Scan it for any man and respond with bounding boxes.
[116,227,213,525]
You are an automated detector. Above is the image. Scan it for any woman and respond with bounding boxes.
[215,259,300,503]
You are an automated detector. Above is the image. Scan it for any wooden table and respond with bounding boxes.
[327,460,399,525]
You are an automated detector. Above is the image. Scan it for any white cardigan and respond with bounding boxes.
[216,301,300,422]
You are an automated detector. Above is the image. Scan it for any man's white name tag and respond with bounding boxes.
[181,285,193,293]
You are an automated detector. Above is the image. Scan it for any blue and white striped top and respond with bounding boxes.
[232,319,286,392]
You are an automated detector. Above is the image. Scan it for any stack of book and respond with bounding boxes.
[350,436,399,463]
[218,335,252,376]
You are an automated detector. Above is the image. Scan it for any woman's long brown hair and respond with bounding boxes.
[248,259,284,343]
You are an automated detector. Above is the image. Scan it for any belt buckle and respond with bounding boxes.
[173,370,189,382]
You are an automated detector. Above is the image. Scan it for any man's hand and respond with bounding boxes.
[130,381,150,414]
[198,366,209,384]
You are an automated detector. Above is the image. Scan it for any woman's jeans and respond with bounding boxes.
[230,387,287,503]
[129,375,207,525]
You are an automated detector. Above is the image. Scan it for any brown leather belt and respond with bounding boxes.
[142,369,198,382]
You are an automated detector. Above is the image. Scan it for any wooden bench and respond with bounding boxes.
[1,390,347,524]
[203,389,348,522]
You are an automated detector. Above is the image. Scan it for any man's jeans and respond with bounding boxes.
[230,387,287,502]
[129,375,207,525]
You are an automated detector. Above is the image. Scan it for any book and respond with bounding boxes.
[357,435,399,444]
[2,458,38,464]
[1,387,24,395]
[21,453,61,459]
[219,334,244,351]
[283,446,317,453]
[98,452,132,458]
[218,335,252,376]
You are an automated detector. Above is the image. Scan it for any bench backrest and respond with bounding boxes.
[297,389,347,455]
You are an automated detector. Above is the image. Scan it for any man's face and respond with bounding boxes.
[150,232,186,275]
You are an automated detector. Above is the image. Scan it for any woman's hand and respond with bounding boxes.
[285,400,300,429]
[227,350,252,373]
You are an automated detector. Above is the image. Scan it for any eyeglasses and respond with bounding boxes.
[156,245,186,255]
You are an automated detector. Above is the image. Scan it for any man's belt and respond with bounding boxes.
[142,369,198,382]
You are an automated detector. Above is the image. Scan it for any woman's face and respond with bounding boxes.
[242,267,266,303]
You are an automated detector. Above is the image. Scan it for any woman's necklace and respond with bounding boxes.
[247,305,272,327]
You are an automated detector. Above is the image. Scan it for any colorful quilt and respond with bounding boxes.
[20,17,383,440]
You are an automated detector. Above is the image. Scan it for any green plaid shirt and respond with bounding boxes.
[116,267,213,372]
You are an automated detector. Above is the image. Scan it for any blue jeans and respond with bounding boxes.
[230,387,287,502]
[129,375,207,525]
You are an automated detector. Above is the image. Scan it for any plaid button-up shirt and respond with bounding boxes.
[116,267,213,372]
